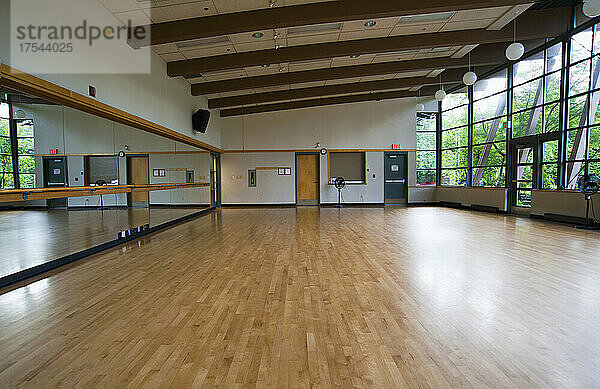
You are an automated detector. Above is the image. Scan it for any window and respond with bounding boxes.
[1,103,13,189]
[16,119,35,188]
[512,43,562,138]
[84,155,118,185]
[0,101,36,189]
[328,151,366,184]
[416,112,437,185]
[441,87,468,186]
[472,69,508,187]
[565,25,600,189]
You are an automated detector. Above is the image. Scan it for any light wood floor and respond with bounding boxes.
[1,207,599,388]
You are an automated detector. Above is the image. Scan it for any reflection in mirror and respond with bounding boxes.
[0,87,213,283]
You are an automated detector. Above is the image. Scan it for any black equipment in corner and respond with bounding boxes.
[192,109,210,133]
[574,174,600,230]
[334,177,345,208]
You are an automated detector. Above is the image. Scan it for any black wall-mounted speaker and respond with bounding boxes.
[192,109,210,133]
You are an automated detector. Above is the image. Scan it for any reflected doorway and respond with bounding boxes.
[127,155,149,208]
[43,156,68,208]
[210,152,221,208]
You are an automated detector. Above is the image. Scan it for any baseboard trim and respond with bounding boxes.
[533,212,600,227]
[0,207,215,291]
[320,202,384,208]
[221,203,296,208]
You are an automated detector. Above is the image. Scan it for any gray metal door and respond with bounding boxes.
[43,157,68,208]
[384,152,407,204]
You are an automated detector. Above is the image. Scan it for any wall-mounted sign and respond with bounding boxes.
[278,167,292,175]
[153,169,166,177]
[49,149,58,154]
[391,144,402,150]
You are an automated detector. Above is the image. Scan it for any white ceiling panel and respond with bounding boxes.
[331,54,376,66]
[339,28,392,41]
[395,71,430,78]
[341,17,399,32]
[202,69,248,81]
[359,74,396,82]
[440,19,497,32]
[160,52,187,61]
[152,43,179,54]
[389,23,444,36]
[324,77,363,86]
[113,10,153,26]
[234,40,278,52]
[144,1,216,23]
[97,0,139,13]
[181,45,235,58]
[289,81,326,89]
[286,32,340,46]
[449,6,511,22]
[288,59,332,71]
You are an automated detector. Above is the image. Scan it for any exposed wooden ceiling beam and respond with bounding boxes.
[192,42,512,95]
[220,86,441,117]
[130,0,533,48]
[208,69,470,109]
[169,7,569,77]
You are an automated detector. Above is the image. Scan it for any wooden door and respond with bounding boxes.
[127,156,149,206]
[296,154,319,205]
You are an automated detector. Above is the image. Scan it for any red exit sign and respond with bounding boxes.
[392,144,402,150]
[49,149,58,154]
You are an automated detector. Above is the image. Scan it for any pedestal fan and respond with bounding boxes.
[574,174,600,230]
[334,177,345,208]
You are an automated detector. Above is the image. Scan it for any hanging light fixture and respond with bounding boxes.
[583,0,600,17]
[415,90,425,112]
[435,74,446,101]
[462,52,477,86]
[505,17,524,61]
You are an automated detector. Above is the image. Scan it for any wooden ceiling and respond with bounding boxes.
[103,0,575,115]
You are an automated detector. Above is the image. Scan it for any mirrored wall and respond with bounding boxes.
[0,86,215,281]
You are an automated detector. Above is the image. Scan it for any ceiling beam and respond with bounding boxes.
[208,69,470,109]
[169,7,569,77]
[192,42,513,95]
[220,86,440,117]
[130,0,533,48]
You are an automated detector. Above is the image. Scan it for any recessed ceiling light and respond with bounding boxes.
[268,0,276,8]
[252,32,264,39]
[364,20,377,28]
[262,64,271,68]
[350,54,360,58]
[275,44,281,49]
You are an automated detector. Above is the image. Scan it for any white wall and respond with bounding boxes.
[222,152,296,204]
[221,98,419,204]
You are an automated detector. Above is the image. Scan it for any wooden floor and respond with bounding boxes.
[0,207,209,278]
[0,207,599,387]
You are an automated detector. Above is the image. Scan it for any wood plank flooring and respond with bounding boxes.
[0,207,599,388]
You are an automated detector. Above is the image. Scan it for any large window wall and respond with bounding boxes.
[440,87,469,186]
[416,112,437,185]
[439,17,600,193]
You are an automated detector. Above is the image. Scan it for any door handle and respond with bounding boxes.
[386,179,405,183]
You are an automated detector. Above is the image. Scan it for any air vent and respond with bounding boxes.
[176,36,230,49]
[378,49,420,56]
[287,22,342,36]
[397,11,455,25]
